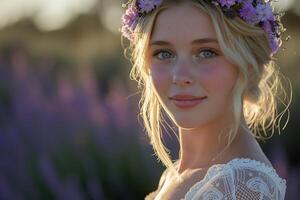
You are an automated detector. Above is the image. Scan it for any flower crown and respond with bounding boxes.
[121,0,284,54]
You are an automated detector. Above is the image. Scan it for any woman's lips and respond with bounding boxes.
[169,96,207,109]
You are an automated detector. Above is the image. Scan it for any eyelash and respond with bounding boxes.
[152,48,218,61]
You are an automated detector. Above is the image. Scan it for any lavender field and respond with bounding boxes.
[0,46,163,199]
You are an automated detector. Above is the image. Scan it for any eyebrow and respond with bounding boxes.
[149,38,218,46]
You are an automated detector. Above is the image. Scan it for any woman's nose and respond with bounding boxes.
[172,58,195,86]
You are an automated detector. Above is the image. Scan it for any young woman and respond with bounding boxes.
[121,0,291,199]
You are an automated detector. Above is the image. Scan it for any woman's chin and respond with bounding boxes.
[173,119,203,129]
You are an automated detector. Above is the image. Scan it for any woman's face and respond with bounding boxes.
[148,2,239,129]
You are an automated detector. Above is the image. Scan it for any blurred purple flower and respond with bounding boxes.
[0,178,24,200]
[87,177,107,200]
[218,0,236,7]
[121,4,139,41]
[256,2,275,22]
[236,0,251,3]
[62,177,86,200]
[239,2,258,24]
[39,155,63,196]
[262,20,279,53]
[105,79,130,128]
[138,0,163,13]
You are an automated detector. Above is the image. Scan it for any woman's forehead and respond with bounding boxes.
[150,3,217,45]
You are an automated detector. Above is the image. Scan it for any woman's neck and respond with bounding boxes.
[177,118,253,174]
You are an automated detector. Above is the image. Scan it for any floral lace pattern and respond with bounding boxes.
[184,158,286,200]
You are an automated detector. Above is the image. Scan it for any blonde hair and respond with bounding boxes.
[122,0,291,178]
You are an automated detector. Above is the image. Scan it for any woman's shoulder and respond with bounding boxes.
[184,157,287,200]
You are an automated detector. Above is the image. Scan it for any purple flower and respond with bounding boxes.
[122,4,138,28]
[270,37,279,54]
[121,25,134,41]
[239,2,258,24]
[236,0,252,3]
[138,0,163,13]
[121,4,139,41]
[262,20,272,37]
[262,20,279,53]
[256,2,275,22]
[218,0,236,8]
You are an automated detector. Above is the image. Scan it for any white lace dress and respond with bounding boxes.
[145,158,286,200]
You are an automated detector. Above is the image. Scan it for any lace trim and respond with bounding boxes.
[184,157,286,199]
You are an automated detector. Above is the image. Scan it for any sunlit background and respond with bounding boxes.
[0,0,299,199]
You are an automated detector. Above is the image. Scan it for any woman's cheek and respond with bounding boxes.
[150,66,170,93]
[200,63,237,98]
[152,72,169,89]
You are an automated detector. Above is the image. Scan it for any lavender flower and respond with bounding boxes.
[122,4,138,28]
[121,25,134,41]
[121,4,139,41]
[218,0,236,7]
[270,37,279,54]
[256,2,275,22]
[236,0,252,3]
[138,0,163,13]
[239,2,258,24]
[262,20,279,53]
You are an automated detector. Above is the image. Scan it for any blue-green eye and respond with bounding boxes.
[196,49,217,59]
[152,49,217,61]
[153,50,174,60]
